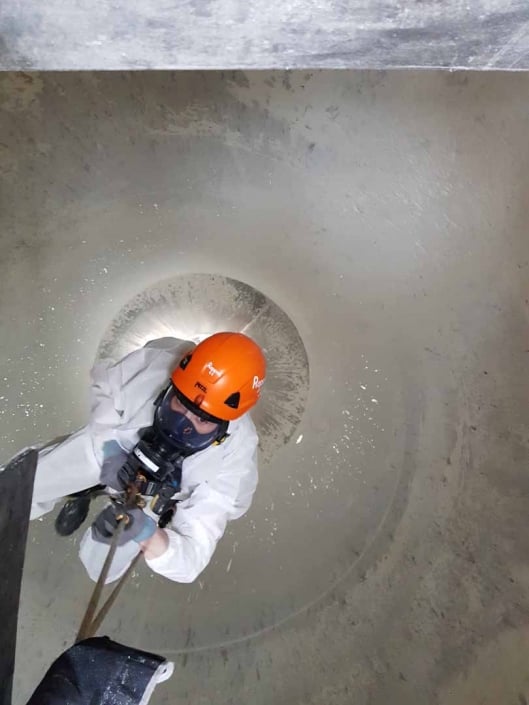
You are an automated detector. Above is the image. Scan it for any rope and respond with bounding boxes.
[87,552,141,636]
[76,519,139,642]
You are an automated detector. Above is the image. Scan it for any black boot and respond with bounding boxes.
[54,485,105,537]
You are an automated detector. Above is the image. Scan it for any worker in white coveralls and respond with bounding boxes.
[30,333,266,584]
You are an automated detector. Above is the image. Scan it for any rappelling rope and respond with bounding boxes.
[76,516,141,642]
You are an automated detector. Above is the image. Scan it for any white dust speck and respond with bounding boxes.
[371,398,379,404]
[296,434,303,444]
[226,559,233,573]
[360,385,367,390]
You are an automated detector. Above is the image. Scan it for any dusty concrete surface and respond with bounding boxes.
[1,70,529,704]
[2,1,529,71]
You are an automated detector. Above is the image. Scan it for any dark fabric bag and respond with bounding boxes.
[26,636,173,705]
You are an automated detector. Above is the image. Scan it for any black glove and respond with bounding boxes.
[91,502,157,546]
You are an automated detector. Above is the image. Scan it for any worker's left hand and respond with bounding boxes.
[91,502,157,546]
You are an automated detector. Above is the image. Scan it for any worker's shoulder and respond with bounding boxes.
[228,412,258,438]
[143,337,195,354]
[113,338,194,372]
[135,337,195,367]
[221,413,258,456]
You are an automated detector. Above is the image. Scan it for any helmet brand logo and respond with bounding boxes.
[252,375,265,392]
[205,361,222,377]
[195,381,207,393]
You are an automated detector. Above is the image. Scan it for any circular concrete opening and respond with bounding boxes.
[96,273,310,462]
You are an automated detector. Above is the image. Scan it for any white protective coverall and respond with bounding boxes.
[30,338,259,583]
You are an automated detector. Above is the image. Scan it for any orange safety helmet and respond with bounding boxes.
[171,332,266,422]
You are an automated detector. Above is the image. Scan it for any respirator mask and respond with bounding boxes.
[117,385,228,522]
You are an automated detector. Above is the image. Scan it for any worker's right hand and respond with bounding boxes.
[99,441,130,491]
[91,502,156,546]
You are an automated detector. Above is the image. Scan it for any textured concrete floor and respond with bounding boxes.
[1,70,529,704]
